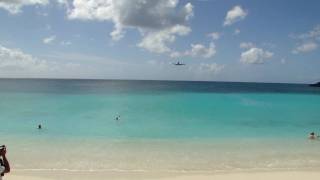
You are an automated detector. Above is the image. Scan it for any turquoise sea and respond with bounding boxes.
[1,79,320,173]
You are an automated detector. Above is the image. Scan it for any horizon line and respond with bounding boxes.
[0,77,310,85]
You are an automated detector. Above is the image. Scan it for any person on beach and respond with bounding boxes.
[0,145,10,180]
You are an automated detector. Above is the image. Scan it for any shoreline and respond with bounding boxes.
[5,170,320,180]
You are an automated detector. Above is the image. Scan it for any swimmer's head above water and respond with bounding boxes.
[309,132,317,140]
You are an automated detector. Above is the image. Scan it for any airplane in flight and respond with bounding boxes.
[173,61,186,66]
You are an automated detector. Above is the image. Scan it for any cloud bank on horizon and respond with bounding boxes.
[0,0,319,83]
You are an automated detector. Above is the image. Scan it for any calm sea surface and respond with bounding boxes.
[1,79,320,172]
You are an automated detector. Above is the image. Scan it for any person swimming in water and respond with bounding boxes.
[38,124,42,129]
[115,115,120,121]
[309,132,318,140]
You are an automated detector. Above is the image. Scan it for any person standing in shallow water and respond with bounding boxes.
[0,145,11,180]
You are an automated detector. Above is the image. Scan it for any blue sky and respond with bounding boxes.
[0,0,319,83]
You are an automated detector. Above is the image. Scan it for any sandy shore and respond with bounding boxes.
[5,171,320,180]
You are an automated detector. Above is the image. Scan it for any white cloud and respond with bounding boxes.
[43,35,56,44]
[198,63,224,74]
[67,0,194,54]
[61,41,72,46]
[170,51,183,58]
[171,42,216,59]
[56,0,71,13]
[0,45,98,78]
[0,45,49,72]
[223,5,247,26]
[240,42,255,49]
[68,0,193,29]
[1,0,194,55]
[291,25,320,40]
[262,42,276,49]
[187,43,216,58]
[57,0,68,6]
[208,32,221,40]
[234,28,240,35]
[240,47,273,64]
[138,25,191,53]
[0,0,48,14]
[292,41,318,54]
[290,25,319,54]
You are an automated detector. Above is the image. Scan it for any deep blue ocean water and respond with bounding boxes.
[1,79,320,172]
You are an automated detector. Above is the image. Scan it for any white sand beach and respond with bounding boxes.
[5,171,320,180]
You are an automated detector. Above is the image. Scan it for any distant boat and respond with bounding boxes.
[173,61,186,66]
[309,82,320,87]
